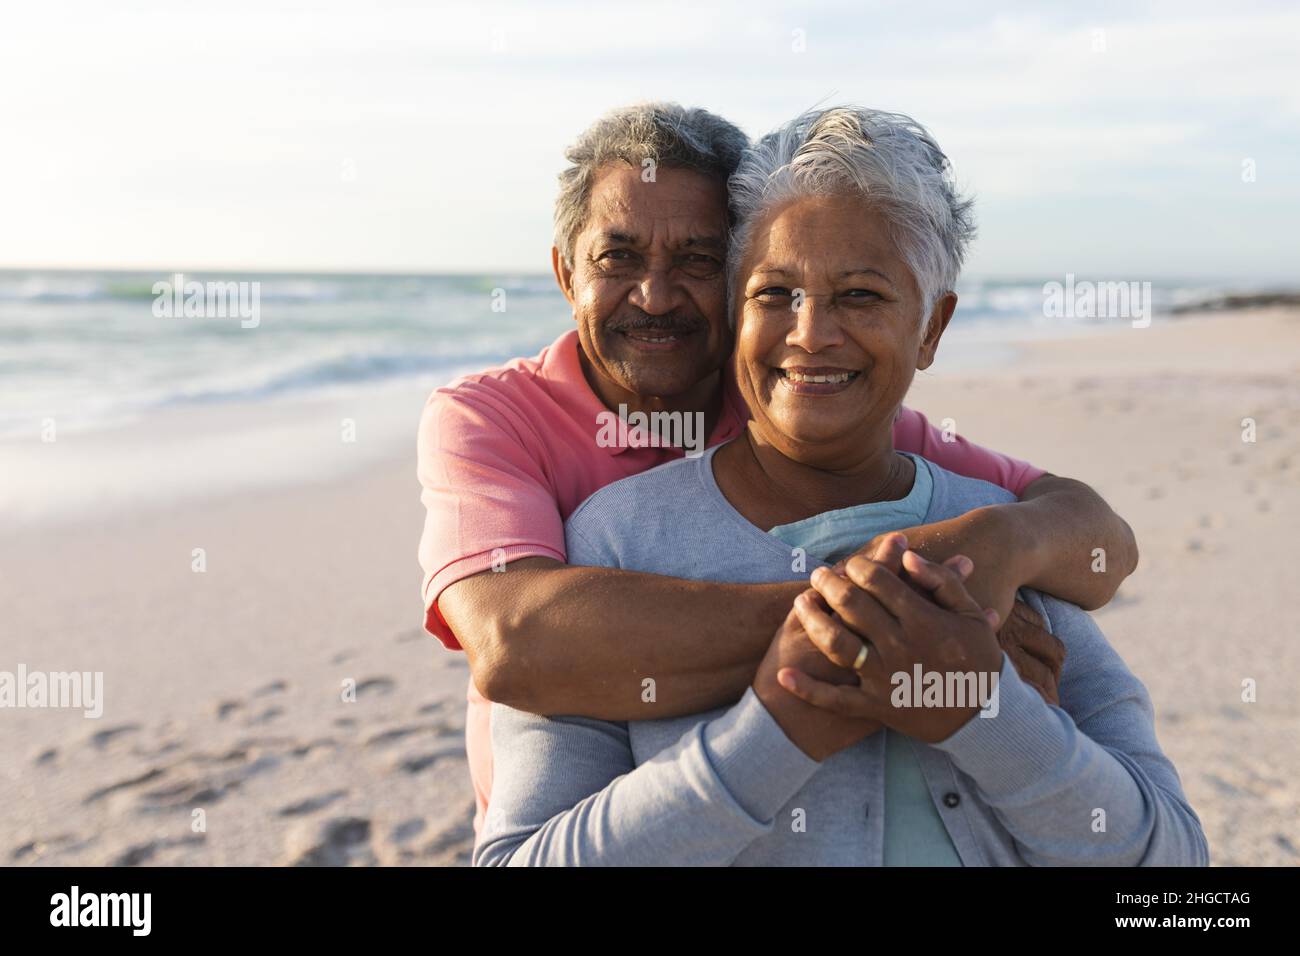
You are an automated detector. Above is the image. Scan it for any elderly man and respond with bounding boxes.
[417,103,1139,833]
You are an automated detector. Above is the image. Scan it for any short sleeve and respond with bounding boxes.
[418,385,566,649]
[893,406,1046,496]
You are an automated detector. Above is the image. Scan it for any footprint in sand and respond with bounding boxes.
[134,752,282,813]
[215,699,244,721]
[365,722,462,749]
[286,816,375,866]
[113,834,205,867]
[390,818,427,844]
[395,746,464,775]
[290,738,338,759]
[12,833,105,863]
[253,680,289,697]
[278,790,348,817]
[415,813,475,865]
[32,747,58,767]
[137,779,234,812]
[364,726,425,748]
[245,706,285,726]
[83,768,166,805]
[88,724,142,750]
[353,677,396,698]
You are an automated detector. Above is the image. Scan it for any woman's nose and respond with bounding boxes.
[787,292,845,352]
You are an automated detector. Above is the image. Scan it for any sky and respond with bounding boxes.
[2,0,1297,279]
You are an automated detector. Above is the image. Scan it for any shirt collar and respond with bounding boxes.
[545,327,749,457]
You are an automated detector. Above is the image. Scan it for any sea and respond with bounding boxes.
[0,269,1266,444]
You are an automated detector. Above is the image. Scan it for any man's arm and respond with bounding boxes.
[1013,473,1139,608]
[440,558,802,719]
[892,406,1139,618]
[860,474,1138,622]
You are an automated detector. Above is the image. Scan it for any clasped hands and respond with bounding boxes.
[752,532,1066,761]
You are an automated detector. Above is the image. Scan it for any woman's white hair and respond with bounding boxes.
[727,107,976,323]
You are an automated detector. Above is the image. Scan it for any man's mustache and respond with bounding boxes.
[605,311,708,335]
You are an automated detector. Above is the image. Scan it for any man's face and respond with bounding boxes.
[556,163,732,401]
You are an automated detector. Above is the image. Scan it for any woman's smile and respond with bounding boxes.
[773,365,862,396]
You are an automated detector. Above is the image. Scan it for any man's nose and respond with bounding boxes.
[627,267,681,316]
[787,293,845,352]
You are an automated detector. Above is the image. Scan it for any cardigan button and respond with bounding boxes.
[943,792,961,808]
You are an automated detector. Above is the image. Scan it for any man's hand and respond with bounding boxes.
[997,601,1066,706]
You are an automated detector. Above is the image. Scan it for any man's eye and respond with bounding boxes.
[597,249,634,262]
[753,287,792,301]
[679,254,721,276]
[840,288,881,301]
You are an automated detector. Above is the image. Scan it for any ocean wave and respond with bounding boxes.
[0,272,560,304]
[155,347,512,408]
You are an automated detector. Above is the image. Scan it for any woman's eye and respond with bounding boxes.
[754,287,792,300]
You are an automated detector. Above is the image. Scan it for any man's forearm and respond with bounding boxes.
[1004,474,1138,610]
[440,557,803,719]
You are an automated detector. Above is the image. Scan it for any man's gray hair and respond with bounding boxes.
[727,107,976,320]
[554,102,749,268]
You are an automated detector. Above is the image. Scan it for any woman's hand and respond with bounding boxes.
[779,550,1004,744]
[751,603,882,761]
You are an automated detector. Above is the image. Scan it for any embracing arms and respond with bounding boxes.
[441,472,1134,719]
[474,547,1203,867]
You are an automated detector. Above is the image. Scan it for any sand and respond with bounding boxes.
[2,307,1297,866]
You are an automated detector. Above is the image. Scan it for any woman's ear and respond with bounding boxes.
[551,246,578,313]
[916,291,958,370]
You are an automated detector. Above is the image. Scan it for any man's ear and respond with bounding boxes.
[916,291,957,371]
[551,246,577,312]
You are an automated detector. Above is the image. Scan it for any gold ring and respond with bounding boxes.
[852,643,870,671]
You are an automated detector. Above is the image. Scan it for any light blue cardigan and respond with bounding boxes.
[473,448,1208,866]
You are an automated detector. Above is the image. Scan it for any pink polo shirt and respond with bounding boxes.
[416,328,1045,831]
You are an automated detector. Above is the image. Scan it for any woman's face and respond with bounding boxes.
[734,194,954,468]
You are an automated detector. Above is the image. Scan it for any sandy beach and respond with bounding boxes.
[3,306,1298,867]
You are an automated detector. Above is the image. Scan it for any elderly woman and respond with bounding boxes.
[472,108,1207,866]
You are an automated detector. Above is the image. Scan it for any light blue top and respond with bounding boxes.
[474,446,1207,867]
[767,453,961,866]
